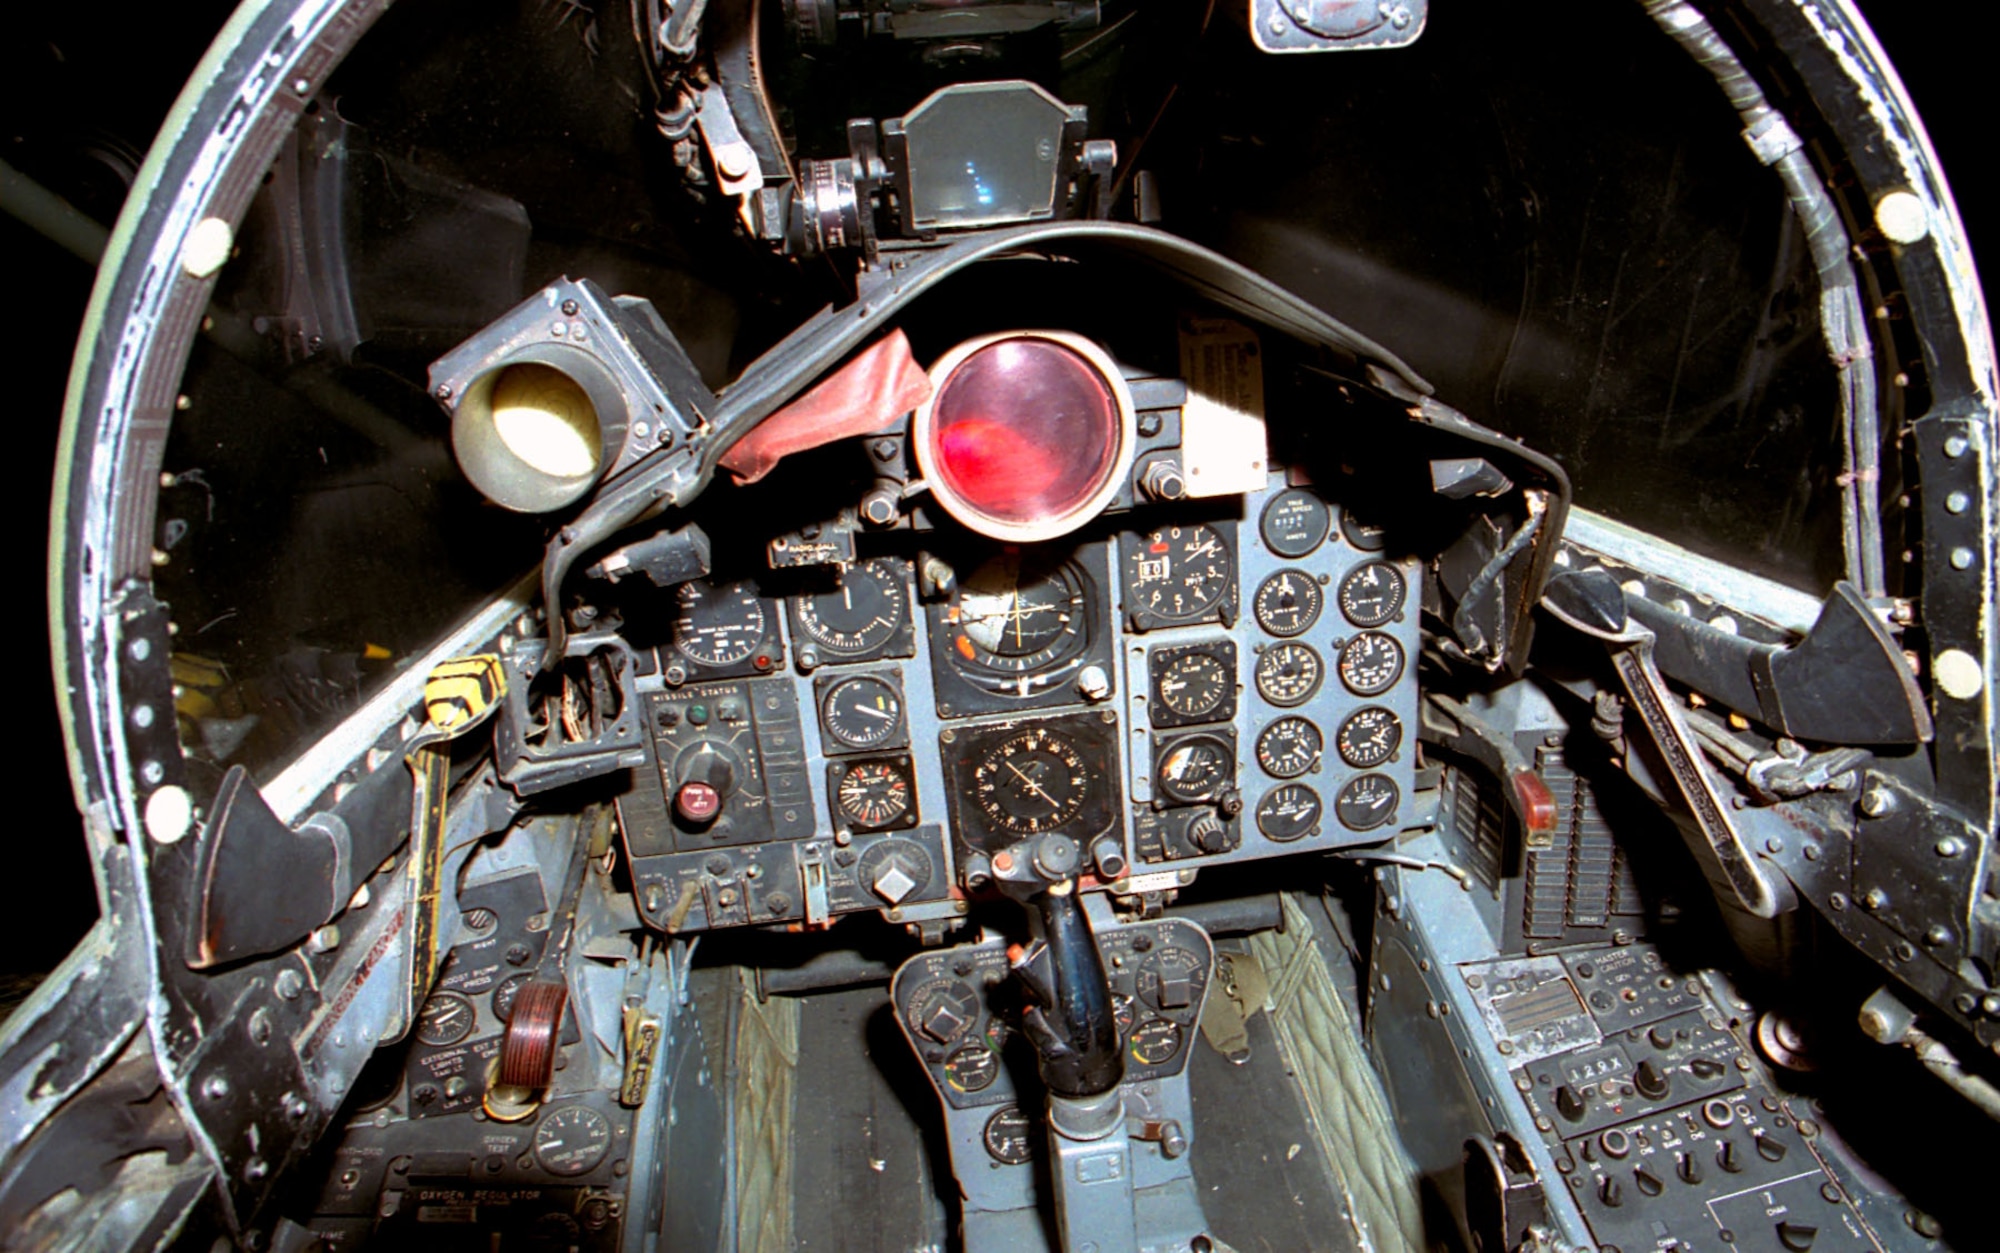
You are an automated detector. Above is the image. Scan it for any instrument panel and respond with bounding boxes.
[613,453,1421,934]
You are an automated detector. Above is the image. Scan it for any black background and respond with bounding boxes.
[2,3,1990,974]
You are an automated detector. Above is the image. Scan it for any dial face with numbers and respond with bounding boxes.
[673,580,768,667]
[1255,717,1322,778]
[794,558,909,656]
[835,758,916,830]
[1338,561,1407,627]
[821,674,905,750]
[1155,650,1231,721]
[1254,642,1323,707]
[1125,524,1232,621]
[972,728,1092,835]
[1335,707,1402,768]
[1253,569,1323,637]
[1255,783,1323,842]
[1336,773,1400,831]
[417,992,477,1047]
[952,554,1090,675]
[984,1105,1035,1164]
[1338,632,1405,696]
[533,1104,612,1176]
[1260,489,1331,557]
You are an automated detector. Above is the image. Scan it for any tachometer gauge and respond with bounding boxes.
[1337,561,1407,627]
[1338,632,1406,696]
[951,554,1089,675]
[793,558,910,659]
[1153,649,1231,724]
[1252,569,1323,637]
[972,728,1092,835]
[1124,523,1233,624]
[533,1105,612,1177]
[1155,733,1234,805]
[1255,784,1323,842]
[1335,707,1402,768]
[673,580,769,668]
[1260,489,1331,557]
[1255,717,1322,778]
[820,674,905,750]
[1336,773,1401,832]
[416,992,477,1047]
[1254,642,1323,707]
[834,759,917,832]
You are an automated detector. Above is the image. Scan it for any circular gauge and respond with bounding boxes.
[983,1105,1036,1165]
[909,980,982,1045]
[1255,783,1323,843]
[836,760,916,831]
[1113,993,1137,1039]
[1336,707,1403,768]
[532,1104,613,1176]
[1155,650,1231,722]
[821,675,904,750]
[1156,734,1233,805]
[1336,773,1401,832]
[1256,717,1323,778]
[1261,489,1331,558]
[1130,1018,1185,1066]
[1254,642,1323,707]
[951,554,1090,676]
[1338,633,1406,696]
[1341,508,1388,552]
[855,836,934,903]
[673,581,767,668]
[492,973,533,1022]
[915,331,1137,543]
[417,993,477,1047]
[1338,561,1407,627]
[971,728,1092,836]
[1137,946,1206,1012]
[943,1043,1000,1093]
[794,559,908,657]
[1253,570,1323,637]
[1126,524,1233,621]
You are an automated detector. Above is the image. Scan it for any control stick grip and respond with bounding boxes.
[1020,887,1125,1098]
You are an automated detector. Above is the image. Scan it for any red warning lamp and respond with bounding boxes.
[914,331,1137,542]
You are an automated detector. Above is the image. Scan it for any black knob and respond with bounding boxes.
[1648,1026,1674,1049]
[1675,1151,1702,1185]
[1634,1166,1664,1197]
[1555,1084,1586,1122]
[1189,813,1232,854]
[1633,1060,1670,1100]
[1776,1221,1819,1251]
[1717,1140,1743,1173]
[1689,1056,1726,1079]
[1599,1128,1631,1159]
[1754,1130,1787,1162]
[1598,1175,1624,1208]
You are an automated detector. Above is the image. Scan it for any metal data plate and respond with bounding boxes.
[1251,0,1427,55]
[1461,955,1602,1065]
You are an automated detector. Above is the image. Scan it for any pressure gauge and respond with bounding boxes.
[1254,642,1323,707]
[416,993,477,1047]
[533,1104,613,1176]
[1255,783,1323,843]
[1255,717,1322,778]
[1337,632,1405,696]
[1335,707,1402,768]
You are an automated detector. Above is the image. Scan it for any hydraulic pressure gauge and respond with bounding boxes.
[1255,717,1322,778]
[1123,523,1234,625]
[1335,707,1402,768]
[1254,642,1323,707]
[1338,632,1405,696]
[792,558,911,660]
[1253,569,1323,637]
[820,674,905,751]
[1336,773,1401,832]
[533,1105,613,1176]
[1337,561,1406,627]
[1255,783,1323,842]
[1260,488,1331,557]
[944,1044,1000,1093]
